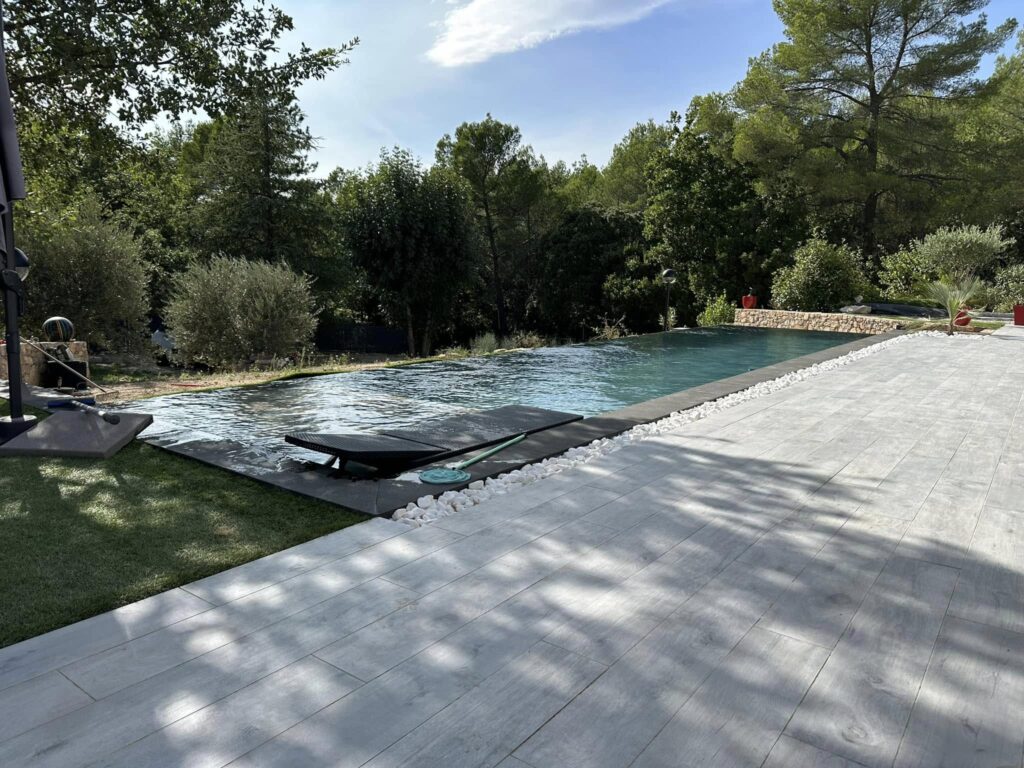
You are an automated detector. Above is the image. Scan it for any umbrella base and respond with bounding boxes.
[0,414,37,443]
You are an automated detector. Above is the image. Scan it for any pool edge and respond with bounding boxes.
[145,330,905,517]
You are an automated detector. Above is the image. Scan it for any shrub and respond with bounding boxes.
[771,239,870,312]
[165,257,317,367]
[878,248,932,300]
[591,316,628,341]
[697,293,735,327]
[19,199,149,351]
[503,331,549,349]
[910,224,1014,280]
[994,264,1024,310]
[470,332,499,355]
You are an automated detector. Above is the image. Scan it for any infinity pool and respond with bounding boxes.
[134,327,862,462]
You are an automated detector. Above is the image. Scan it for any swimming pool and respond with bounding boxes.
[132,327,864,464]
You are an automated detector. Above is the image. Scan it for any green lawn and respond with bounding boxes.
[0,404,366,648]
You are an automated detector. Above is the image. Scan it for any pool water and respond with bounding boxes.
[133,327,862,462]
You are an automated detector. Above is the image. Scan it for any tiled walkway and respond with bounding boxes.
[2,332,1023,767]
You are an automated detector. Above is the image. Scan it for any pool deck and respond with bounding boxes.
[3,330,1024,767]
[149,331,894,516]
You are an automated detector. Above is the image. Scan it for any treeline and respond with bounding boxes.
[9,0,1024,362]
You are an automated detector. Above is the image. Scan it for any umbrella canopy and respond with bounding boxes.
[0,0,24,245]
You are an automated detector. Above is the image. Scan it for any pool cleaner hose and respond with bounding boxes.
[419,433,527,485]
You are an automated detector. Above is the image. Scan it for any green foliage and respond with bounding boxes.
[436,114,568,337]
[187,94,347,289]
[601,258,664,333]
[730,0,1017,255]
[908,225,1014,280]
[599,121,674,210]
[19,199,149,351]
[534,205,648,339]
[165,257,317,367]
[341,149,479,357]
[697,293,736,327]
[878,248,933,300]
[920,275,984,334]
[5,0,355,132]
[645,124,805,309]
[772,239,870,312]
[994,264,1024,309]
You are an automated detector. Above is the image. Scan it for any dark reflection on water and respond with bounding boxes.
[129,327,862,463]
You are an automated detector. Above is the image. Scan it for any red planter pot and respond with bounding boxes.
[741,295,758,310]
[1015,304,1024,326]
[954,309,972,327]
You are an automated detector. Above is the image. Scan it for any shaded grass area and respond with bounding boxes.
[0,402,366,648]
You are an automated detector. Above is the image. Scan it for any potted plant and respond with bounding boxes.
[921,276,983,335]
[741,288,758,309]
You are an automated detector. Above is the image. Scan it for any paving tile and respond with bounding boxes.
[893,616,1024,768]
[59,526,459,699]
[315,519,615,681]
[514,560,792,768]
[0,671,93,742]
[361,642,606,768]
[764,735,872,767]
[758,513,908,648]
[94,657,360,768]
[434,484,620,537]
[784,557,960,768]
[894,482,988,568]
[630,628,828,768]
[230,607,580,768]
[0,588,212,692]
[182,518,404,604]
[948,505,1024,634]
[0,578,417,768]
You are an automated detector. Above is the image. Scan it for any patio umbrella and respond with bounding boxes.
[0,0,33,440]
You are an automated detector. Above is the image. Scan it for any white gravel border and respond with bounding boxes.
[393,331,974,526]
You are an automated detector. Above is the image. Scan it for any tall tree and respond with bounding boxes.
[4,0,355,131]
[187,92,344,288]
[436,115,525,336]
[733,0,1016,258]
[645,120,806,309]
[600,120,673,210]
[341,150,479,356]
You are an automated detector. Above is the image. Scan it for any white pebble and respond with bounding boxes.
[392,332,977,525]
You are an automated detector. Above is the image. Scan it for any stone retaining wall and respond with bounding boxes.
[0,340,89,385]
[734,308,902,335]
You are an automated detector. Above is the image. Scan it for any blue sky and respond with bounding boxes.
[279,0,1021,174]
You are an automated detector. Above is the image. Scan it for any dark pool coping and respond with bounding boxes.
[145,330,905,516]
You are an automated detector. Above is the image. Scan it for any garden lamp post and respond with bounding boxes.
[661,268,677,332]
[0,0,34,442]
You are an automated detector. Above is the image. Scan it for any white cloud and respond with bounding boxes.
[427,0,673,67]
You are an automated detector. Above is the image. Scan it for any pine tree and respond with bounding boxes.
[189,91,343,288]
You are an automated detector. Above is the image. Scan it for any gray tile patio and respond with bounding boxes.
[2,331,1024,767]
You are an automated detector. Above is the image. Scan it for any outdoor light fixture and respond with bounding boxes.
[12,246,27,280]
[661,269,677,332]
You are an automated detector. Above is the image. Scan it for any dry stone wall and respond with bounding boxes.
[734,309,902,335]
[0,341,89,385]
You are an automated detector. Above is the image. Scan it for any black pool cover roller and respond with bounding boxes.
[286,405,582,477]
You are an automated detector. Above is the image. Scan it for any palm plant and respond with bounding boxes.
[920,275,983,335]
